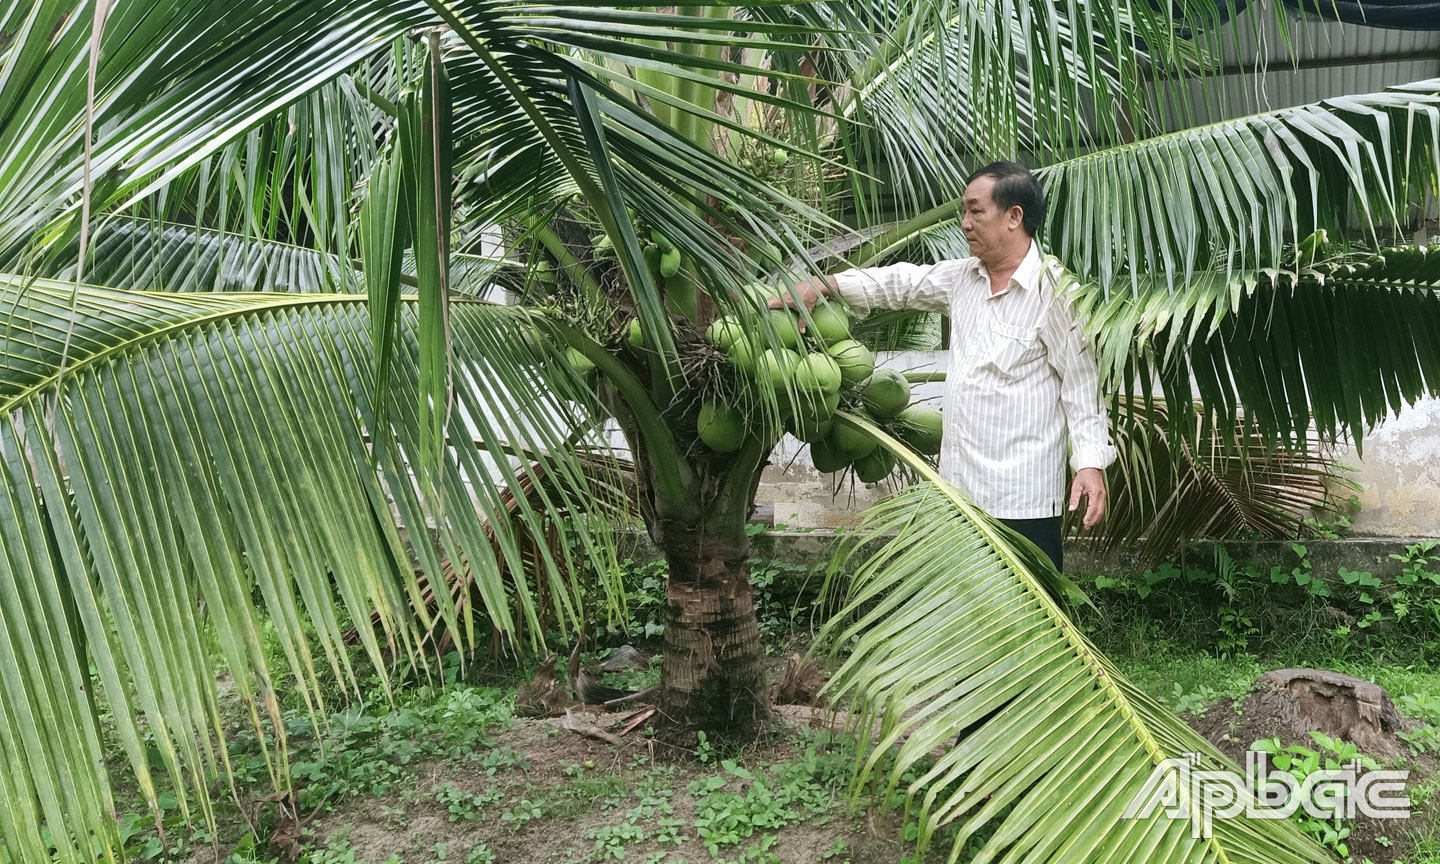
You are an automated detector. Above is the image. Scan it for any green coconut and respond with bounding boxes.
[793,353,842,394]
[788,386,839,420]
[707,316,745,349]
[786,390,840,443]
[829,411,878,459]
[741,280,780,306]
[862,368,911,418]
[659,248,683,277]
[809,438,848,474]
[566,347,596,375]
[627,319,644,349]
[807,303,852,346]
[650,229,675,252]
[894,404,943,455]
[642,244,662,272]
[757,348,801,390]
[853,448,897,484]
[727,339,759,375]
[828,339,875,385]
[767,308,803,350]
[697,402,746,453]
[787,412,833,444]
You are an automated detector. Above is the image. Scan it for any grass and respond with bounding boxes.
[114,652,1440,864]
[1115,651,1269,706]
[285,721,908,864]
[88,542,1440,864]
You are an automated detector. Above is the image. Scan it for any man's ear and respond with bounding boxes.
[1007,205,1024,230]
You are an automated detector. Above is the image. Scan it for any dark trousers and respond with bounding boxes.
[999,516,1063,573]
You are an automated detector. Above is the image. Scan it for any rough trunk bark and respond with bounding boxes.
[654,520,770,740]
[601,376,773,741]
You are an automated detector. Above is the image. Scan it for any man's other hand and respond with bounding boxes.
[1068,467,1107,529]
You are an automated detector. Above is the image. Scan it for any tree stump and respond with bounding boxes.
[1247,668,1410,758]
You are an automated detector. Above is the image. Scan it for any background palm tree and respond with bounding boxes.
[0,2,1436,863]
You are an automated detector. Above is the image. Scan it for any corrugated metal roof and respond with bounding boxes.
[1211,6,1439,65]
[1159,58,1438,120]
[1165,1,1440,119]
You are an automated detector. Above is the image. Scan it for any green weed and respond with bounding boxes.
[1251,732,1379,860]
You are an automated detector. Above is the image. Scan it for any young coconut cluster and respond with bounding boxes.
[594,225,694,281]
[693,285,944,484]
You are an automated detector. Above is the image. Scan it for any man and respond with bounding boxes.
[769,161,1115,572]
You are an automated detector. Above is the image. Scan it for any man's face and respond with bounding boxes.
[961,175,1022,262]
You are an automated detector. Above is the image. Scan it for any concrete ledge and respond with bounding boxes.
[618,531,1438,581]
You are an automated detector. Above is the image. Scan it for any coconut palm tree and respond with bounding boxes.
[0,1,1436,862]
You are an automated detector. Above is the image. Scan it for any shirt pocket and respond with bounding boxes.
[983,321,1044,380]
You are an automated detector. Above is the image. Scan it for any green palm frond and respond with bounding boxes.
[819,422,1329,864]
[1071,399,1354,561]
[0,2,439,262]
[55,216,351,293]
[1073,244,1440,448]
[39,216,509,295]
[791,0,1206,223]
[120,76,387,260]
[0,276,623,864]
[850,309,944,351]
[364,449,639,655]
[1041,79,1440,291]
[393,14,857,390]
[444,39,836,246]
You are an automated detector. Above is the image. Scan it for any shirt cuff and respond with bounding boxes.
[830,270,875,316]
[1070,444,1115,473]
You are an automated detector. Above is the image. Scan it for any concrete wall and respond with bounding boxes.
[752,351,1440,537]
[1342,224,1440,535]
[1329,397,1440,537]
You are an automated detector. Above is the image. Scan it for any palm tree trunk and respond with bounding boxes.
[609,387,772,740]
[653,517,770,739]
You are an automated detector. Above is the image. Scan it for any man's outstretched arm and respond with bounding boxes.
[766,262,957,320]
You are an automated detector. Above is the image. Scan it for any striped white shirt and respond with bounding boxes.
[833,241,1116,519]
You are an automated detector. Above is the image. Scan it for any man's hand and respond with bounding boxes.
[765,276,834,330]
[1068,467,1107,529]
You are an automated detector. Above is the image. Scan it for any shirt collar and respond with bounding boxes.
[975,240,1042,298]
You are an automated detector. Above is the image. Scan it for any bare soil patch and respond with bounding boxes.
[1186,670,1438,864]
[305,712,907,864]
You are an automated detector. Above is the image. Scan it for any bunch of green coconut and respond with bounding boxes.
[690,286,942,484]
[594,227,691,279]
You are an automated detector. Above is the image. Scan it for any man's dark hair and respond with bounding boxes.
[965,161,1044,236]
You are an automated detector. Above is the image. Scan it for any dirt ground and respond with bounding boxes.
[301,710,911,864]
[204,650,1438,864]
[1188,685,1437,864]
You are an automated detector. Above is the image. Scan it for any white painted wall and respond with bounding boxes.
[752,351,1440,537]
[1328,398,1440,537]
